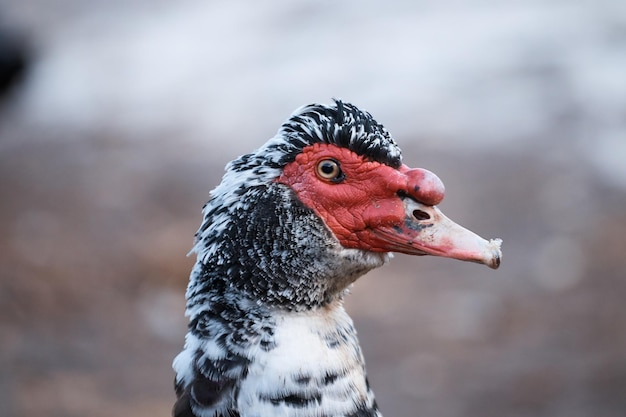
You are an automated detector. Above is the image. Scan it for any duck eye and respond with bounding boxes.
[316,159,344,182]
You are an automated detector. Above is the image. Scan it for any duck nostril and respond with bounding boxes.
[413,210,430,221]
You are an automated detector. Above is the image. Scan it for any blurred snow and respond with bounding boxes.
[4,0,626,179]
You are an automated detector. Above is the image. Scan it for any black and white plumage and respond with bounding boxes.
[173,101,502,417]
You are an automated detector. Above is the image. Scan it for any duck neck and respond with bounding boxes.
[189,184,388,312]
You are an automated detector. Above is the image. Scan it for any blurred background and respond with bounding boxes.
[1,1,625,416]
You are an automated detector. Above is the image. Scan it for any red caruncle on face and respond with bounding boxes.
[276,143,444,252]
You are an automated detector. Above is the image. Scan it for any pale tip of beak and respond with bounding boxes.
[485,238,503,269]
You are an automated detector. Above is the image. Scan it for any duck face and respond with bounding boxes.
[278,142,501,269]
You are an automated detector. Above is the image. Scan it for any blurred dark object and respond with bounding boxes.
[0,26,29,99]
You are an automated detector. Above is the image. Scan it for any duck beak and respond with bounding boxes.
[372,198,502,269]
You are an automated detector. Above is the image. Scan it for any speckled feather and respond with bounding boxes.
[173,101,402,417]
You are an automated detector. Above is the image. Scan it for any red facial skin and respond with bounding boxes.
[276,143,502,269]
[276,143,444,253]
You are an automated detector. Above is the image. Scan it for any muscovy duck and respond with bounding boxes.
[173,100,502,417]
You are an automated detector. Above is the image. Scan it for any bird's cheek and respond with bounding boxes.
[342,199,407,252]
[320,207,366,247]
[306,190,372,242]
[323,198,406,252]
[360,199,405,228]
